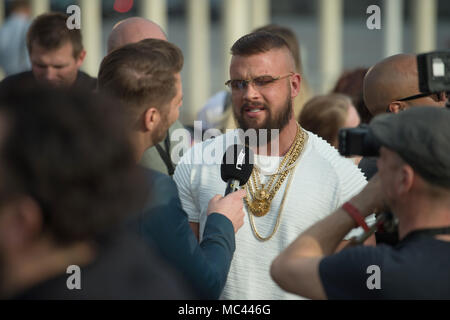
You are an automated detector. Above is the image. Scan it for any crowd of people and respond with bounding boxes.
[0,3,449,300]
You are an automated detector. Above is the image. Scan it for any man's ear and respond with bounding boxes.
[396,165,414,196]
[290,73,302,99]
[388,101,407,114]
[143,107,160,132]
[2,197,43,249]
[76,50,87,67]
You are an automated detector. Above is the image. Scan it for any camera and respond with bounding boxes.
[417,51,450,95]
[338,125,380,157]
[339,50,450,157]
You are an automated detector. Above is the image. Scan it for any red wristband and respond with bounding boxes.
[342,202,370,232]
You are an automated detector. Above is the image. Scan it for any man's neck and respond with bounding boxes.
[132,132,153,163]
[2,240,95,298]
[254,118,299,157]
[396,195,450,240]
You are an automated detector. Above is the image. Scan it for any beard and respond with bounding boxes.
[233,93,293,145]
[151,113,170,145]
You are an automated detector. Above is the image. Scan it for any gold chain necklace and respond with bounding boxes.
[248,167,297,241]
[245,124,305,217]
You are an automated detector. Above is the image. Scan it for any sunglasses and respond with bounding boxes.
[397,91,446,102]
[386,92,447,112]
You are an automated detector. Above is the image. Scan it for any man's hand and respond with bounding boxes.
[352,173,388,216]
[207,189,246,233]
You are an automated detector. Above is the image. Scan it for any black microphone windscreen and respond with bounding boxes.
[221,144,254,186]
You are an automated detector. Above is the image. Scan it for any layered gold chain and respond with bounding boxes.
[245,124,306,218]
[248,168,296,241]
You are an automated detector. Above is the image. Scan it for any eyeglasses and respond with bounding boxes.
[225,73,294,91]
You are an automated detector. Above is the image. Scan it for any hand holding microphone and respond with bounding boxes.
[206,145,254,233]
[221,144,254,196]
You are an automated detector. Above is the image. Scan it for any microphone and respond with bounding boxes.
[221,144,254,196]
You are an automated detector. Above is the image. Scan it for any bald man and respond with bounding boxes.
[361,54,447,245]
[107,17,167,53]
[107,17,184,176]
[363,54,446,117]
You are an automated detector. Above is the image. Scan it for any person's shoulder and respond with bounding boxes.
[14,230,195,299]
[305,130,364,174]
[0,71,35,94]
[197,130,231,148]
[78,70,96,81]
[302,130,343,168]
[76,71,97,91]
[141,166,177,191]
[302,130,367,196]
[1,71,33,84]
[179,130,231,162]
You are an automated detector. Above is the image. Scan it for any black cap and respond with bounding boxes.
[221,144,254,185]
[370,107,450,189]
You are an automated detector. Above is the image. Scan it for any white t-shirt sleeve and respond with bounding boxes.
[331,154,373,240]
[173,146,201,223]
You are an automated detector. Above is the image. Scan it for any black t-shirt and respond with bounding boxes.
[319,233,450,299]
[13,231,195,300]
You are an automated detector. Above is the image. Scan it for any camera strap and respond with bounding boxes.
[155,133,175,176]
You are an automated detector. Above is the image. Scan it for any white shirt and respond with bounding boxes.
[174,129,368,300]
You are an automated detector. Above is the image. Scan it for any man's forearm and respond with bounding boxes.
[271,176,383,299]
[281,197,374,258]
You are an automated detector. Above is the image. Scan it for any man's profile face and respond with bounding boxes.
[229,49,296,135]
[151,73,183,144]
[377,147,404,207]
[30,41,85,88]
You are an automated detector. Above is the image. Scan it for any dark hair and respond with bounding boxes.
[231,31,291,57]
[332,68,372,124]
[27,12,84,58]
[299,94,353,147]
[98,39,184,113]
[0,88,147,244]
[253,24,302,72]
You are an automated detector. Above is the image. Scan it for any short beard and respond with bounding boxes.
[234,95,293,145]
[152,114,170,145]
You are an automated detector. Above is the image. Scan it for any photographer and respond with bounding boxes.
[271,106,450,299]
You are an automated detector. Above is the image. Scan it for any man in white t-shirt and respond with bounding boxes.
[174,31,368,300]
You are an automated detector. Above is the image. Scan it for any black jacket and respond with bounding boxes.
[0,70,97,93]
